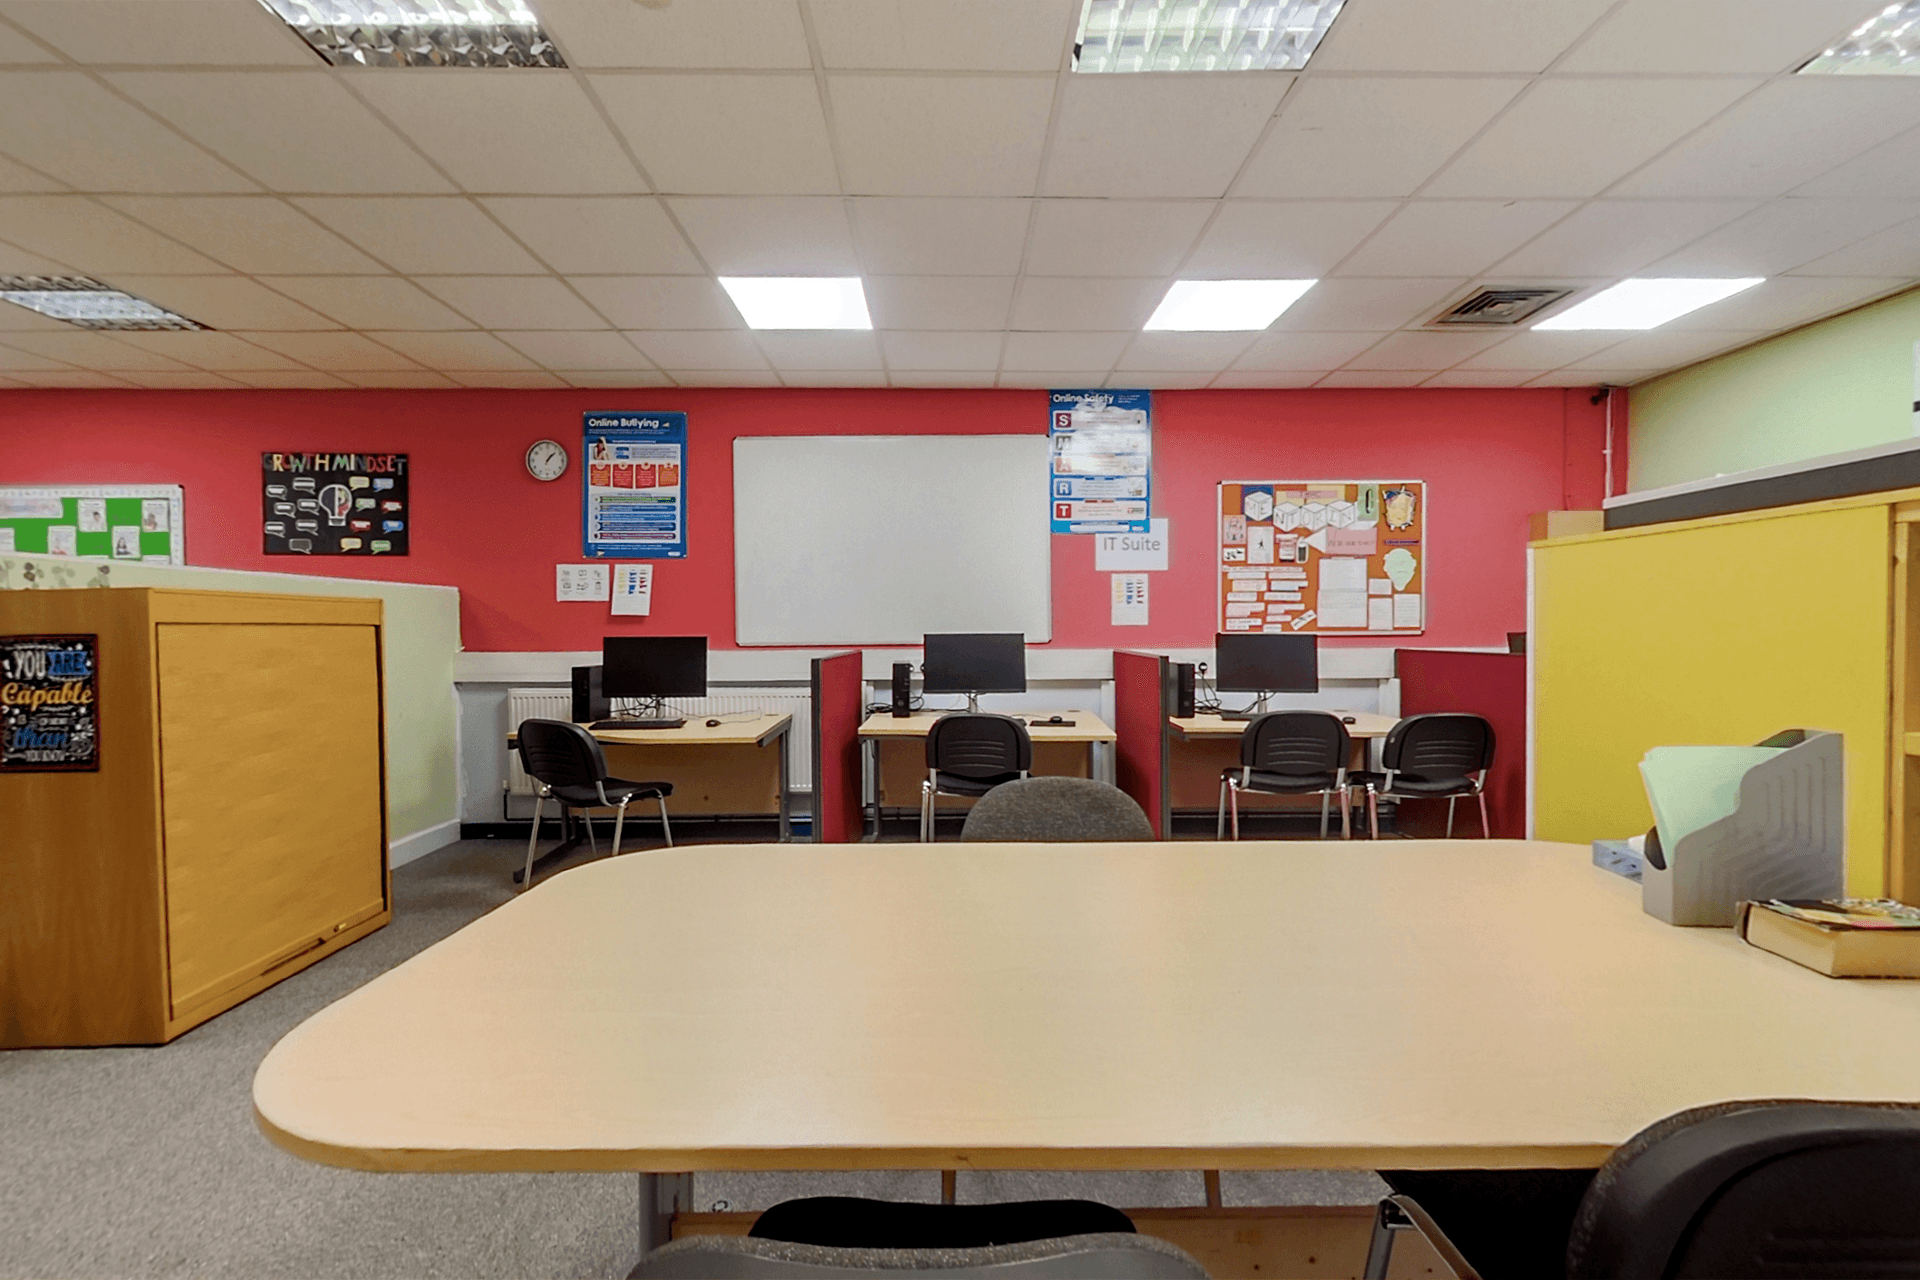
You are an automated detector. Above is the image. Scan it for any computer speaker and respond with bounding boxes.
[1173,662,1196,718]
[570,665,609,723]
[891,662,913,717]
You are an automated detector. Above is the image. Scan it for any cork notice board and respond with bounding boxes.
[1217,480,1426,636]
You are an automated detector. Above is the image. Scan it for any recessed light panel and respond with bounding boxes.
[1533,279,1764,331]
[0,277,207,331]
[1800,1,1920,74]
[1144,280,1316,331]
[1074,0,1347,73]
[718,278,873,331]
[255,0,565,68]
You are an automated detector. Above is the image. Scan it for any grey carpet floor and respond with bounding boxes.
[0,838,1383,1280]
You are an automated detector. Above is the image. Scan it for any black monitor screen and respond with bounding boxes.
[922,633,1026,695]
[1214,632,1317,694]
[601,635,708,699]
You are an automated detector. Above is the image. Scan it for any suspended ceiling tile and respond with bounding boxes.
[0,154,68,193]
[107,330,311,370]
[1182,200,1399,277]
[624,330,769,370]
[849,197,1032,276]
[368,331,542,371]
[995,369,1113,388]
[443,370,571,388]
[752,331,884,371]
[1317,370,1432,386]
[0,0,314,65]
[889,370,1000,387]
[1106,369,1216,388]
[1045,74,1289,199]
[1,369,139,387]
[101,196,384,274]
[1023,200,1212,277]
[591,73,834,196]
[350,74,646,196]
[1113,332,1261,372]
[1790,218,1920,276]
[1334,329,1512,371]
[537,0,812,69]
[0,16,58,62]
[1233,330,1395,371]
[565,276,744,329]
[1337,200,1579,277]
[0,196,223,273]
[238,330,425,370]
[0,339,80,370]
[0,372,29,387]
[1525,368,1661,387]
[1425,78,1760,200]
[659,369,781,386]
[480,197,702,275]
[1422,370,1542,388]
[1310,0,1615,72]
[1211,370,1324,388]
[293,198,546,274]
[497,329,654,370]
[416,276,608,330]
[111,276,342,329]
[261,277,474,330]
[107,71,454,194]
[0,72,254,192]
[666,196,858,274]
[875,330,1003,371]
[0,330,197,371]
[1648,198,1920,276]
[1658,276,1913,332]
[1267,278,1468,332]
[1565,330,1754,369]
[999,330,1129,370]
[1796,125,1920,200]
[222,370,355,388]
[1452,330,1628,371]
[1236,78,1523,200]
[779,370,890,387]
[335,370,460,388]
[829,75,1055,197]
[862,275,1015,330]
[809,0,1075,71]
[1555,0,1886,74]
[118,371,249,389]
[1010,277,1165,331]
[1491,199,1758,277]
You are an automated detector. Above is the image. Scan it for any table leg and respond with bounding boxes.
[633,1171,695,1271]
[777,724,792,842]
[862,736,881,841]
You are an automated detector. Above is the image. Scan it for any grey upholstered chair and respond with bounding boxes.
[959,775,1155,842]
[632,1232,1210,1278]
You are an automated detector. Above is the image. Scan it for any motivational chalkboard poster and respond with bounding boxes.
[262,452,409,556]
[1,634,99,772]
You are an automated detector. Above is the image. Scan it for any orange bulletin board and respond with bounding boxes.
[1218,480,1426,636]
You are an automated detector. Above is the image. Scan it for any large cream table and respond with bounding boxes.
[254,841,1920,1250]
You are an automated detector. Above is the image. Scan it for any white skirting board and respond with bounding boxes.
[390,818,462,869]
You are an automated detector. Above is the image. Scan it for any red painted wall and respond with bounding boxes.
[0,387,1614,652]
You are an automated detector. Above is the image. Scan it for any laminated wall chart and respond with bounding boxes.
[583,411,687,559]
[1218,480,1425,635]
[1049,390,1150,533]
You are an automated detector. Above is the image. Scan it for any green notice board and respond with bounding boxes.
[0,486,185,564]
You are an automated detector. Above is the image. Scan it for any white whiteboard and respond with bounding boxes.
[734,435,1051,646]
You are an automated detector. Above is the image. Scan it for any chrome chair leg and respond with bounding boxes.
[1446,795,1457,838]
[920,778,934,842]
[1367,787,1379,840]
[658,795,673,847]
[584,807,598,857]
[522,792,543,891]
[1216,778,1229,840]
[1318,788,1332,839]
[611,796,628,857]
[1340,785,1352,839]
[1478,790,1490,838]
[1229,778,1240,841]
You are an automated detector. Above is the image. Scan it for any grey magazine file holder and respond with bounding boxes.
[1641,729,1844,927]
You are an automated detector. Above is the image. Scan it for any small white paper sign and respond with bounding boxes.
[1094,517,1169,571]
[1111,573,1149,625]
[557,563,610,602]
[612,563,653,616]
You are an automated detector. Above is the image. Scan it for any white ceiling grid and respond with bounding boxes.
[0,0,1911,391]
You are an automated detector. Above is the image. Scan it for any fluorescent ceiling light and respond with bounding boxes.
[1532,279,1763,331]
[1144,280,1316,331]
[718,278,872,331]
[1074,0,1347,73]
[254,0,564,68]
[0,277,206,331]
[1800,1,1920,74]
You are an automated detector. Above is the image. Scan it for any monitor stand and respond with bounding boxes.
[593,696,687,730]
[1218,692,1272,722]
[963,692,982,713]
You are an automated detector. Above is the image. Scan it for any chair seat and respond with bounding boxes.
[549,777,673,808]
[1349,770,1472,797]
[1226,767,1343,794]
[931,770,1021,797]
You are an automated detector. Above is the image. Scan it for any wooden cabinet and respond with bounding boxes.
[1,588,389,1047]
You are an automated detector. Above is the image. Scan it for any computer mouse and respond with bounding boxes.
[1047,715,1064,724]
[705,718,721,727]
[1341,716,1356,724]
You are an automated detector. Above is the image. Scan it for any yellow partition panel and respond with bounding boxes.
[1534,503,1891,893]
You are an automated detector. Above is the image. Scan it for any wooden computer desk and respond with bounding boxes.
[1168,710,1396,814]
[254,840,1920,1254]
[857,710,1117,836]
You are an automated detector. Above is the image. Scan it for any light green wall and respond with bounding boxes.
[0,555,460,842]
[1629,287,1920,491]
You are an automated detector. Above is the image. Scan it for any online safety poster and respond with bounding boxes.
[1048,389,1150,533]
[583,412,687,559]
[1218,480,1425,636]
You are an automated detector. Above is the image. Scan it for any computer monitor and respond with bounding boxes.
[601,636,707,712]
[922,633,1025,711]
[1214,632,1317,717]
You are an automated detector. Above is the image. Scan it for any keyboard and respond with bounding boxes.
[1217,711,1258,721]
[589,717,686,731]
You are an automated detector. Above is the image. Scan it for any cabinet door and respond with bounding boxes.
[157,622,385,1018]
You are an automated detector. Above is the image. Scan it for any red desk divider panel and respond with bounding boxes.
[1394,649,1525,838]
[810,651,864,843]
[1114,650,1170,839]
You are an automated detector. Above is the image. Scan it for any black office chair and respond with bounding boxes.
[1217,711,1352,840]
[1363,1099,1920,1280]
[922,713,1031,842]
[1350,713,1494,840]
[514,718,673,889]
[960,775,1155,842]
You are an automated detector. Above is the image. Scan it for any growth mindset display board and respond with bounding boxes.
[262,453,408,556]
[583,412,687,559]
[1218,481,1426,636]
[0,486,183,563]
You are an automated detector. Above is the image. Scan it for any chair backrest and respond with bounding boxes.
[1382,713,1493,779]
[1566,1099,1920,1279]
[1241,711,1351,775]
[926,713,1033,778]
[633,1233,1210,1278]
[514,718,609,791]
[960,776,1155,842]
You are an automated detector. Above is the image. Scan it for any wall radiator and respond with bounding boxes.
[505,688,814,799]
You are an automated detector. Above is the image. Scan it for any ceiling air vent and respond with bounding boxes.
[1428,287,1574,326]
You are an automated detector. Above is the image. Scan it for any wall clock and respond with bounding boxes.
[525,439,568,482]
